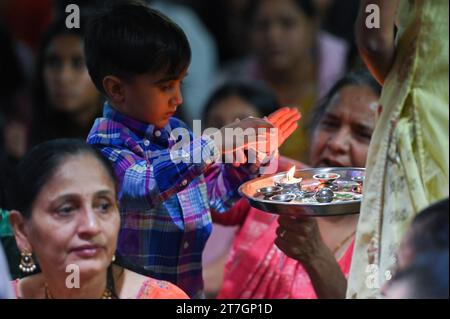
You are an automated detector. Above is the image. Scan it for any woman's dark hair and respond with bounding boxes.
[10,139,117,218]
[10,138,141,297]
[84,2,191,96]
[309,70,382,134]
[245,0,318,22]
[31,17,101,146]
[202,81,279,124]
[388,250,449,299]
[409,198,449,256]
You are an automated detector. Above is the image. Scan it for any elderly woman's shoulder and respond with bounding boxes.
[117,266,189,299]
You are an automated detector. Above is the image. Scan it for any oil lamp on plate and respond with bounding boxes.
[270,194,296,202]
[274,166,303,189]
[313,172,341,184]
[351,176,365,194]
[258,186,283,198]
[240,167,365,216]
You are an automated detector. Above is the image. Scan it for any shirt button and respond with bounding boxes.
[181,179,188,187]
[154,130,161,137]
[143,139,150,147]
[184,242,189,249]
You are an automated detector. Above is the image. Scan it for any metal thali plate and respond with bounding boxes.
[239,167,365,217]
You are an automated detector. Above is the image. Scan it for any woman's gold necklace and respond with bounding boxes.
[44,283,113,299]
[332,230,356,256]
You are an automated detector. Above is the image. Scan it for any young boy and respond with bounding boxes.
[85,3,299,298]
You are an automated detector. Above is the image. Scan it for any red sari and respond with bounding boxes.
[214,199,354,299]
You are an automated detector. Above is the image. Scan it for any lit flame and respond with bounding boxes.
[286,166,296,181]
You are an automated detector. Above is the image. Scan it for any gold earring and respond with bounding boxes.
[19,251,36,274]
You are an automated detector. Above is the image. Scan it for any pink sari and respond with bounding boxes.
[215,200,354,299]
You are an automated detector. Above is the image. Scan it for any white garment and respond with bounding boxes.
[0,244,13,299]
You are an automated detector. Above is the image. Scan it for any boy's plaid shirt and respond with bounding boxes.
[87,103,255,298]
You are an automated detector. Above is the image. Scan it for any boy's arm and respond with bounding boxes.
[355,0,400,85]
[203,162,259,214]
[96,136,221,210]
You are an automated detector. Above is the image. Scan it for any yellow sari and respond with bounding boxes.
[347,0,449,298]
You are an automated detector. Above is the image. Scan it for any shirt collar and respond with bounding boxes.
[103,102,172,141]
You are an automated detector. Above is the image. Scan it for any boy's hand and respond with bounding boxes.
[212,117,277,166]
[266,107,301,146]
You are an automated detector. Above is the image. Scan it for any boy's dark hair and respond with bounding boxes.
[84,2,191,96]
[309,70,381,134]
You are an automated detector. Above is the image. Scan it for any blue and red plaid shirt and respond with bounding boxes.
[87,103,255,298]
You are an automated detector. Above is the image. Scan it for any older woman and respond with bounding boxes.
[9,139,188,299]
[215,71,380,299]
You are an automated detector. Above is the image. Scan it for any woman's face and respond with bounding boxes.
[250,0,316,71]
[310,85,378,168]
[206,95,261,128]
[21,154,119,280]
[43,34,99,113]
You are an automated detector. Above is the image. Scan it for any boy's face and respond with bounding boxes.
[120,69,188,128]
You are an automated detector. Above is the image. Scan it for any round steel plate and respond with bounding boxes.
[239,167,365,217]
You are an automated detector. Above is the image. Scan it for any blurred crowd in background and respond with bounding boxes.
[0,0,362,168]
[1,0,448,300]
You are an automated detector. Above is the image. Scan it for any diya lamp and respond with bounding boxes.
[275,166,303,192]
[258,186,283,198]
[351,176,365,194]
[313,172,341,194]
[313,172,341,185]
[335,192,354,201]
[270,194,296,203]
[335,180,353,192]
[316,182,339,191]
